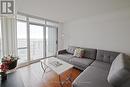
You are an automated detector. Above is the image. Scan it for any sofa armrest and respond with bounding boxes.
[58,49,68,54]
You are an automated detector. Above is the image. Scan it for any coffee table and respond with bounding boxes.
[40,57,74,87]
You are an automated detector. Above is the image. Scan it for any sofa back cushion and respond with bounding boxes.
[96,50,119,64]
[66,46,77,54]
[107,54,130,87]
[82,48,97,59]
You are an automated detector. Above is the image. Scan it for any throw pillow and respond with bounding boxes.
[73,48,85,58]
[66,46,77,54]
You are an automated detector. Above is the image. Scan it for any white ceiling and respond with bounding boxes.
[16,0,130,22]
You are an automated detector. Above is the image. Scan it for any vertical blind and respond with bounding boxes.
[1,16,17,57]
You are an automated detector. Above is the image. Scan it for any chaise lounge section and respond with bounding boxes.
[57,46,130,87]
[57,46,97,70]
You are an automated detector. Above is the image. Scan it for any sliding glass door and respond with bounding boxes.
[30,24,45,60]
[17,21,28,63]
[46,27,57,57]
[17,14,58,65]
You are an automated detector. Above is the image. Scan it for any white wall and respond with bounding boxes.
[63,7,130,56]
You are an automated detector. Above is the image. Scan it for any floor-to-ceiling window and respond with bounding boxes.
[16,13,58,65]
[30,24,45,60]
[46,27,57,57]
[17,21,28,63]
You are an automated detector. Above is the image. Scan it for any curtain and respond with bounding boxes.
[1,16,17,57]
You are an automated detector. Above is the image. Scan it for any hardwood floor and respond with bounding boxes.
[3,62,81,87]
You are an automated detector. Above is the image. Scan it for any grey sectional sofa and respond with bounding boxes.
[57,46,130,87]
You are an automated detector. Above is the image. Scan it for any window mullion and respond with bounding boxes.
[43,26,46,58]
[27,17,30,62]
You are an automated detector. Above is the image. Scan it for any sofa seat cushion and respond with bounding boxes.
[72,66,112,87]
[57,54,73,62]
[70,58,94,70]
[91,60,111,71]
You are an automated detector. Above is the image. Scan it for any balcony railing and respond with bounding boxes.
[17,40,56,64]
